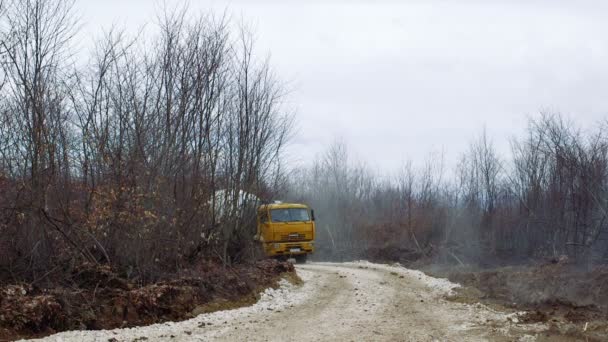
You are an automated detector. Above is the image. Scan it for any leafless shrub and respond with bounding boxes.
[291,114,608,266]
[0,1,291,283]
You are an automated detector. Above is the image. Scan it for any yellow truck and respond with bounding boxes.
[255,202,315,263]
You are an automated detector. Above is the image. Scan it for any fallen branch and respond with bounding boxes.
[448,250,465,266]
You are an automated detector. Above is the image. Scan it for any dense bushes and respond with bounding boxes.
[0,1,290,283]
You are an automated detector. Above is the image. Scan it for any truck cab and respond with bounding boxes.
[255,202,315,263]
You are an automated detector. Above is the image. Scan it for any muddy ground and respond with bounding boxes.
[0,260,294,341]
[423,260,608,341]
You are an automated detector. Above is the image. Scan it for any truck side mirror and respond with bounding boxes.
[311,209,315,221]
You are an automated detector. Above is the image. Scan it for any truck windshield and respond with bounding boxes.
[270,208,310,222]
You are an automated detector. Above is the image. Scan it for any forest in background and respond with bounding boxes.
[2,0,608,289]
[3,1,608,339]
[289,114,608,267]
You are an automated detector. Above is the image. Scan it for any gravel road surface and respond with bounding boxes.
[28,262,546,342]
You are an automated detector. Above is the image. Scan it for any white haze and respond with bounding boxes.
[79,0,608,171]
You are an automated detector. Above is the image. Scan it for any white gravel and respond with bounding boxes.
[351,260,461,296]
[25,273,315,342]
[26,262,548,342]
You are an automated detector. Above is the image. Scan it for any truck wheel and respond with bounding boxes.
[295,254,307,264]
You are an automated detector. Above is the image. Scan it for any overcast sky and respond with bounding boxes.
[79,1,608,172]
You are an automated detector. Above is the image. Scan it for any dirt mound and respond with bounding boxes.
[427,261,608,340]
[518,310,548,323]
[0,259,295,341]
[434,262,608,311]
[0,285,64,334]
[362,245,423,264]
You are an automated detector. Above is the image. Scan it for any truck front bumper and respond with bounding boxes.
[264,241,314,256]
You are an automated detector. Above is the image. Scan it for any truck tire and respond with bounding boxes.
[295,254,307,264]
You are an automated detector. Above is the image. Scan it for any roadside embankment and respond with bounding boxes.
[0,260,295,341]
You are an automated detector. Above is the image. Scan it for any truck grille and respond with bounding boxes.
[281,233,305,241]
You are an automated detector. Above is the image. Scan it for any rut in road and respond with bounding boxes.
[27,262,546,342]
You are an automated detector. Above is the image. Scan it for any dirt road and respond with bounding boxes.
[29,262,547,342]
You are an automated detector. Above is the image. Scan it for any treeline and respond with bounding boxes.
[0,0,290,284]
[289,115,608,266]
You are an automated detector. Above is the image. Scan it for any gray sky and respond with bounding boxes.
[79,0,608,172]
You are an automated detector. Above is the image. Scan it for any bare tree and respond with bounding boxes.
[291,113,608,265]
[0,0,90,279]
[0,2,293,282]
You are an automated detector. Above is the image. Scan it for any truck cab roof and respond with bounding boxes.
[259,203,309,211]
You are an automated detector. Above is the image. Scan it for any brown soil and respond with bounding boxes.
[0,259,295,341]
[425,261,608,341]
